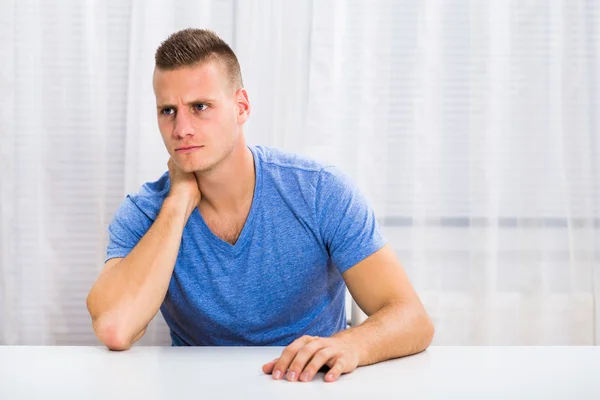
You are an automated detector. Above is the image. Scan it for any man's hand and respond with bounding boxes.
[167,158,201,218]
[262,335,361,383]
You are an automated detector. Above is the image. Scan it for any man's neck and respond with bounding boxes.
[194,135,255,215]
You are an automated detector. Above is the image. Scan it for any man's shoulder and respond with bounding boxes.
[124,171,170,220]
[252,145,331,174]
[135,171,171,198]
[252,145,356,194]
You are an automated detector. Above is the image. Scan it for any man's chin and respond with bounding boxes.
[181,162,216,175]
[173,157,211,174]
[174,151,227,175]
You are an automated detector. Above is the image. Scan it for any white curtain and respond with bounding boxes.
[1,0,598,346]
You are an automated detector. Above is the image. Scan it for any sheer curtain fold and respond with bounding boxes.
[0,0,17,344]
[1,0,598,345]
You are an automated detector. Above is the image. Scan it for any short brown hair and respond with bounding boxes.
[155,28,243,89]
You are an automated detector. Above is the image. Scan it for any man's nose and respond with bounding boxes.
[173,108,195,138]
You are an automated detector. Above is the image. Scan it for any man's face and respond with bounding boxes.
[153,61,247,174]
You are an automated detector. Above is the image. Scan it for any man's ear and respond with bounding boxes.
[236,88,251,124]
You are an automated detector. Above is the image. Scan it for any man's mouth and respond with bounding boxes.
[175,145,204,153]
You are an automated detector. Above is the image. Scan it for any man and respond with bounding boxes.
[87,28,434,383]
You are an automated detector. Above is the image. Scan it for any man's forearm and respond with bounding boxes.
[333,301,434,366]
[87,196,191,348]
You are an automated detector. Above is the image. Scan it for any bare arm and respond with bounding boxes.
[87,159,200,350]
[334,244,434,365]
[264,244,434,382]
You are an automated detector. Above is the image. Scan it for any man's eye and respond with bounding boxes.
[193,104,208,111]
[161,108,175,116]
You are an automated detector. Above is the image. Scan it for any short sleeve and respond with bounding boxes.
[105,195,154,262]
[316,166,387,274]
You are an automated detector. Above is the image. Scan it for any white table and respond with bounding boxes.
[1,346,599,399]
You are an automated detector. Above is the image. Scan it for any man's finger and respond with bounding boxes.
[298,347,335,382]
[271,336,313,380]
[286,339,328,382]
[324,359,345,382]
[261,358,279,374]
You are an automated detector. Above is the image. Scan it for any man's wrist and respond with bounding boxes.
[163,195,196,222]
[333,326,371,366]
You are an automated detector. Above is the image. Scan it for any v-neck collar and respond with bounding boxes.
[190,146,263,255]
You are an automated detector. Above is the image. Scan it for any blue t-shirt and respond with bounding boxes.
[106,145,386,346]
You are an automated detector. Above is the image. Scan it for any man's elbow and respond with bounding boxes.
[92,318,135,351]
[87,296,134,351]
[416,311,435,352]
